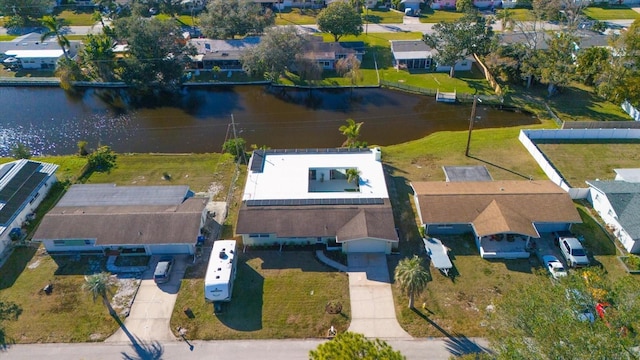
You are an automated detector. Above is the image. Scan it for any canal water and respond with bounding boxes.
[0,86,538,156]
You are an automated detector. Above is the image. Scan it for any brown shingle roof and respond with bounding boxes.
[236,201,397,242]
[33,197,207,246]
[413,180,581,237]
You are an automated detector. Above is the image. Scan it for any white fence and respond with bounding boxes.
[519,129,640,199]
[622,100,640,122]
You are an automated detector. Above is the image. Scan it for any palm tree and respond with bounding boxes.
[394,255,431,309]
[40,15,70,60]
[496,8,515,32]
[346,168,360,190]
[338,118,363,148]
[82,33,116,82]
[83,272,115,315]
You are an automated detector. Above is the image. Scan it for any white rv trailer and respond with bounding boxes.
[204,240,238,303]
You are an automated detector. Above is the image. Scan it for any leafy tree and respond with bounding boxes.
[10,143,31,159]
[199,0,274,39]
[317,2,363,42]
[157,0,183,17]
[87,145,117,172]
[536,32,578,96]
[77,140,89,156]
[576,47,610,86]
[295,57,323,84]
[489,269,640,359]
[394,255,430,309]
[423,13,494,78]
[0,0,55,23]
[222,137,247,162]
[309,331,406,360]
[114,16,196,92]
[532,0,561,22]
[339,118,364,148]
[55,57,84,91]
[81,33,116,82]
[83,272,116,315]
[597,19,640,106]
[455,0,473,13]
[336,54,362,93]
[40,15,70,60]
[241,26,307,83]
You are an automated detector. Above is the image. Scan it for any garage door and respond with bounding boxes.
[146,244,193,255]
[344,239,389,253]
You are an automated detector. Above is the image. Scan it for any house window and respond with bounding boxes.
[249,233,269,238]
[309,169,317,180]
[437,224,453,229]
[594,193,600,201]
[29,192,40,204]
[607,209,614,217]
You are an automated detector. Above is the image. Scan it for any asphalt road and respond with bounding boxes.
[0,18,636,36]
[1,337,491,360]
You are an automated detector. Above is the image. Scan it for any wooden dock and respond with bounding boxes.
[436,89,456,103]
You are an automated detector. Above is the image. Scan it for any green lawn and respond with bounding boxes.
[583,5,640,20]
[380,65,494,94]
[496,8,535,21]
[535,141,640,188]
[171,251,350,339]
[0,248,123,343]
[275,8,320,25]
[364,8,405,24]
[84,153,236,195]
[156,14,197,26]
[56,9,97,26]
[419,9,465,23]
[506,82,632,122]
[0,35,16,41]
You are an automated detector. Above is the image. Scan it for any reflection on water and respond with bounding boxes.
[0,86,538,156]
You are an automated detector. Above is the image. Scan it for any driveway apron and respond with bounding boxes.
[347,253,412,339]
[106,256,189,343]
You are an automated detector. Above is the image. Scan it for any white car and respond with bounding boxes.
[543,255,568,279]
[559,237,590,268]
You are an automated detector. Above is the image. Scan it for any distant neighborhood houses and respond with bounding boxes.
[0,160,58,258]
[187,36,365,72]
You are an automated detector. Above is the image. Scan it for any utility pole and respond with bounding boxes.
[465,95,480,157]
[365,4,369,35]
[230,114,243,164]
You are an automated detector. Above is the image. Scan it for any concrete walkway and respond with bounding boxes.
[315,250,348,272]
[347,253,412,340]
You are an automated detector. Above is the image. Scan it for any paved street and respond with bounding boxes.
[0,18,636,36]
[1,337,490,360]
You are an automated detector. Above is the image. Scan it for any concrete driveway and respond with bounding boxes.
[347,253,412,339]
[106,255,190,343]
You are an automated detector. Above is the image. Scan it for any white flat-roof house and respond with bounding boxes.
[236,148,398,253]
[0,160,58,257]
[0,33,82,70]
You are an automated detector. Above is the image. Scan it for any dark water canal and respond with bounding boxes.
[0,86,539,156]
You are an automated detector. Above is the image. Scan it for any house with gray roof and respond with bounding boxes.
[587,179,640,253]
[390,40,474,72]
[33,184,208,255]
[0,159,58,257]
[236,148,398,253]
[188,37,260,71]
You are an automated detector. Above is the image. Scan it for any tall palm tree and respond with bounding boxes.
[394,255,431,309]
[83,272,115,315]
[338,118,363,148]
[346,168,360,190]
[82,33,116,82]
[40,15,70,60]
[496,8,515,32]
